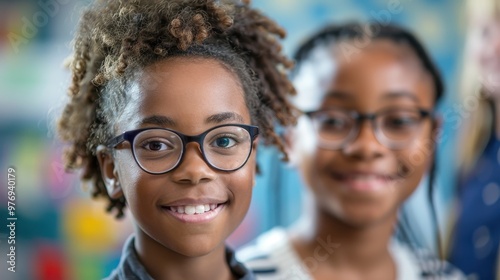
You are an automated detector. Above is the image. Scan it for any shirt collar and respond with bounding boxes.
[107,235,255,280]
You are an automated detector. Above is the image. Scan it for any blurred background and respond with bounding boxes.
[0,0,465,279]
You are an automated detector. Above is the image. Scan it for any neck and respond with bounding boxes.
[134,229,234,280]
[290,206,397,278]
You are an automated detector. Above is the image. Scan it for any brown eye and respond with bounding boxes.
[382,113,420,132]
[320,117,347,132]
[139,138,174,151]
[145,141,167,151]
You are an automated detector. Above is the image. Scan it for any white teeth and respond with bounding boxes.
[195,205,205,214]
[170,204,219,215]
[185,205,196,215]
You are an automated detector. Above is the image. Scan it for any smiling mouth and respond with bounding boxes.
[160,203,226,223]
[167,204,220,215]
[332,173,394,181]
[330,173,397,192]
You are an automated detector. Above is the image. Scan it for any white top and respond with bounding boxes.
[237,227,465,280]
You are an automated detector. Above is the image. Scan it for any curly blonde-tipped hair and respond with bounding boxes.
[57,0,298,218]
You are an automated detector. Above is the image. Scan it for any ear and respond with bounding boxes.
[252,136,259,151]
[251,136,260,180]
[96,145,124,199]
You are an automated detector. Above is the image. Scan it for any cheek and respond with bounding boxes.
[114,151,149,202]
[229,154,256,206]
[395,138,435,196]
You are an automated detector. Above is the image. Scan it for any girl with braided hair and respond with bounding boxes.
[238,22,465,279]
[57,0,297,279]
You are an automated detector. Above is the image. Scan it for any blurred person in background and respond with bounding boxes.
[238,22,465,280]
[448,0,500,279]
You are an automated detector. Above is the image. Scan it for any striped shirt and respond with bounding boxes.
[237,227,465,280]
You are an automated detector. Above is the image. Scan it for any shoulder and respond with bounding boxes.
[237,227,288,261]
[237,227,312,280]
[391,241,466,280]
[102,235,153,280]
[226,245,257,280]
[413,248,467,279]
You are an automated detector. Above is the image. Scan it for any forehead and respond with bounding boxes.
[117,57,250,133]
[293,39,434,110]
[333,40,428,85]
[331,41,434,108]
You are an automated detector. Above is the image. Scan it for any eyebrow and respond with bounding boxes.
[326,90,419,102]
[139,112,245,127]
[206,112,245,124]
[139,115,176,127]
[381,91,419,102]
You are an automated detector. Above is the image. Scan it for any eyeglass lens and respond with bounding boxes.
[310,109,425,149]
[132,126,253,173]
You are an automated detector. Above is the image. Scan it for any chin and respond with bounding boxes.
[171,239,222,258]
[327,202,396,229]
[339,212,392,229]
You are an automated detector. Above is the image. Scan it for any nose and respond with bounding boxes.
[342,120,385,160]
[170,143,217,185]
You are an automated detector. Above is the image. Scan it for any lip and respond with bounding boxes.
[160,203,226,223]
[163,198,227,207]
[330,171,397,192]
[159,198,228,223]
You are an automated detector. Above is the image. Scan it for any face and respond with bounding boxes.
[99,57,256,257]
[292,40,436,228]
[470,17,500,93]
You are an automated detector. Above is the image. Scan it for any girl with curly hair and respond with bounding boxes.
[57,0,297,279]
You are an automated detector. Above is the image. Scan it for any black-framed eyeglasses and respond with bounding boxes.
[304,107,433,150]
[107,124,259,174]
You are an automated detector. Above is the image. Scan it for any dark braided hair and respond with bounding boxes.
[291,22,446,261]
[57,0,298,219]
